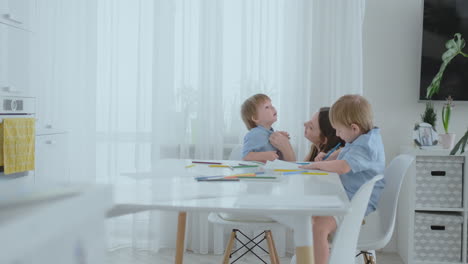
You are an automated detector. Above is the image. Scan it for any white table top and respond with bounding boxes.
[113,159,351,217]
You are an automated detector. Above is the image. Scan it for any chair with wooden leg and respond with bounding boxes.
[209,144,285,263]
[209,212,282,264]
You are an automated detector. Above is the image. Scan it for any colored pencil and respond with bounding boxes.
[301,172,329,175]
[232,165,259,168]
[323,142,342,160]
[197,178,239,182]
[283,170,308,175]
[192,161,222,165]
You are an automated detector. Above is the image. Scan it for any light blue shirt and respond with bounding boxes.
[337,128,385,216]
[242,126,280,158]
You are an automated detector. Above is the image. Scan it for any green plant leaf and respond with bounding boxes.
[426,33,466,99]
[450,128,468,155]
[442,105,451,134]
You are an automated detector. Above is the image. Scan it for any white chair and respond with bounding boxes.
[229,144,243,160]
[209,213,283,264]
[209,144,286,263]
[355,154,415,264]
[328,174,384,264]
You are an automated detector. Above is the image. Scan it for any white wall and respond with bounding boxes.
[362,0,468,252]
[364,0,468,162]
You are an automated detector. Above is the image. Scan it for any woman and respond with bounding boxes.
[270,107,344,161]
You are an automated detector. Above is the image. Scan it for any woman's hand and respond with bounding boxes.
[269,131,296,161]
[278,131,290,139]
[269,131,291,150]
[314,152,327,161]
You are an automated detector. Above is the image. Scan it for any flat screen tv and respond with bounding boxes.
[420,0,468,101]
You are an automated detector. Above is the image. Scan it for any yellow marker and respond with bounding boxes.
[185,164,196,168]
[209,165,231,168]
[274,169,302,172]
[301,172,328,175]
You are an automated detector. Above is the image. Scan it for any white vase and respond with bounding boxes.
[439,133,456,149]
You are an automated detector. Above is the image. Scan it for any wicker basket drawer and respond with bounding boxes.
[414,212,463,262]
[415,156,464,208]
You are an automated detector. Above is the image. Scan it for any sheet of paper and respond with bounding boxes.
[263,159,301,170]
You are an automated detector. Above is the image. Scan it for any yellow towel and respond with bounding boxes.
[0,118,35,174]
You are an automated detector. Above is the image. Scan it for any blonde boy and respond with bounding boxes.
[300,94,385,264]
[241,94,295,162]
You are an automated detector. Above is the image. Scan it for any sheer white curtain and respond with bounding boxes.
[34,0,366,254]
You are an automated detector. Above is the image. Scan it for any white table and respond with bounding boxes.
[111,159,350,264]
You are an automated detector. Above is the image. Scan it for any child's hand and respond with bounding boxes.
[314,152,327,161]
[264,151,279,161]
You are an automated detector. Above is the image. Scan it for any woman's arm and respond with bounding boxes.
[269,132,296,161]
[300,160,351,175]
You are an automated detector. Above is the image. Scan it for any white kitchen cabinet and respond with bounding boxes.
[0,22,32,97]
[35,133,69,184]
[0,0,35,31]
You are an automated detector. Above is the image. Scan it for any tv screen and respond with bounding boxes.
[420,0,468,101]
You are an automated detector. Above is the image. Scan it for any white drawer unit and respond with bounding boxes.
[414,212,463,263]
[415,156,464,208]
[398,147,468,264]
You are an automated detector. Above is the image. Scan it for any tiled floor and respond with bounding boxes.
[108,248,404,264]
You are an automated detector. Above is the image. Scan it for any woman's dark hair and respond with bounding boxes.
[308,107,345,161]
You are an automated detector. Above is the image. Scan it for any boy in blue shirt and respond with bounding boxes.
[300,94,385,264]
[241,94,295,162]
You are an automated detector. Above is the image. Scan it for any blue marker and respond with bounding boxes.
[323,142,342,160]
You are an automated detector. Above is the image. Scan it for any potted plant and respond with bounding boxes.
[420,102,437,129]
[425,33,468,154]
[439,96,455,149]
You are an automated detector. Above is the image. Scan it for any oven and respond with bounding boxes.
[0,96,36,191]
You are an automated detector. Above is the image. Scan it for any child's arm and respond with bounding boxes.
[300,160,351,175]
[243,151,279,162]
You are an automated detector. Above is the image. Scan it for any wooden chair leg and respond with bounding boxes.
[268,231,281,264]
[223,231,236,264]
[265,230,278,264]
[362,252,376,264]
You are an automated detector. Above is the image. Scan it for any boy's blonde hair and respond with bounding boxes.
[241,94,271,130]
[329,94,373,133]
